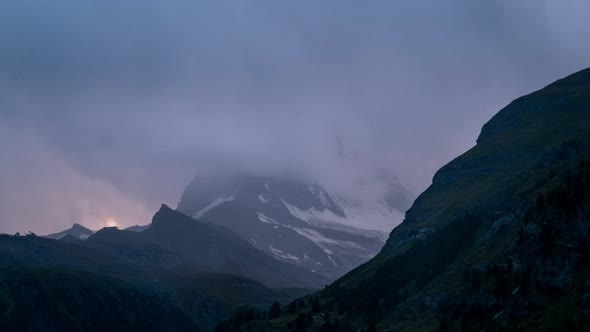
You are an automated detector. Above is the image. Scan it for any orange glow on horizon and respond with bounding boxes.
[105,217,118,228]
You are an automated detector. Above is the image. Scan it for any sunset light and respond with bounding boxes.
[104,217,118,228]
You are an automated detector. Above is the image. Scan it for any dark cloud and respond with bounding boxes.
[1,0,590,233]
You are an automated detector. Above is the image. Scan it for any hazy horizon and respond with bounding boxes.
[2,0,590,234]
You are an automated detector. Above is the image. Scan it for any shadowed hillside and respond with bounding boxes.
[0,206,325,331]
[0,268,199,332]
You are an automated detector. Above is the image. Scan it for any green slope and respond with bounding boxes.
[342,68,590,289]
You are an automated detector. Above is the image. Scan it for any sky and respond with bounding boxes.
[1,0,590,234]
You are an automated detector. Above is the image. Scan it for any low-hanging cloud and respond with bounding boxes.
[0,123,152,234]
[1,0,590,233]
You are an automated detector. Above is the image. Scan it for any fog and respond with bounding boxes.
[1,0,590,234]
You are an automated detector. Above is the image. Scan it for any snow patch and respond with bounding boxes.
[283,198,404,232]
[286,226,365,255]
[304,254,323,266]
[309,185,330,206]
[327,255,338,267]
[293,227,366,253]
[194,195,235,219]
[57,233,90,240]
[282,199,313,224]
[257,212,279,225]
[269,246,300,261]
[258,194,270,204]
[270,207,363,255]
[289,227,335,254]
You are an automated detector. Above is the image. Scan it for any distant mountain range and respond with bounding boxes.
[0,205,328,331]
[26,205,328,289]
[43,223,150,239]
[41,172,412,281]
[176,174,413,279]
[10,169,411,331]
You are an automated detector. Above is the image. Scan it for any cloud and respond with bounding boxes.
[0,123,151,234]
[1,0,590,233]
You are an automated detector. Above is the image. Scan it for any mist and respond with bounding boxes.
[1,0,590,234]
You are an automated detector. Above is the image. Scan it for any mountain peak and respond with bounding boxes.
[152,204,176,223]
[44,223,94,240]
[92,226,119,235]
[159,203,173,212]
[151,204,196,232]
[176,174,395,279]
[71,223,92,232]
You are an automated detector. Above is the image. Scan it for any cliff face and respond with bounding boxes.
[229,68,590,331]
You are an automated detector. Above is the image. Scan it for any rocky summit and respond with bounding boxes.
[177,174,413,279]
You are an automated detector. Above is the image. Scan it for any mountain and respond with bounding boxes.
[1,206,329,289]
[177,174,411,279]
[42,221,149,240]
[44,223,94,240]
[222,68,590,331]
[0,205,326,331]
[85,204,328,288]
[124,224,150,232]
[0,232,310,331]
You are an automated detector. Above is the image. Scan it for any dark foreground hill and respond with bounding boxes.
[221,68,590,331]
[0,206,325,331]
[0,205,326,289]
[0,267,199,332]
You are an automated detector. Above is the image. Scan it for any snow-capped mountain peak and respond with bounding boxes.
[177,173,413,279]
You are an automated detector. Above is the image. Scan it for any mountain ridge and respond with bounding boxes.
[84,204,329,288]
[44,223,94,240]
[0,205,327,331]
[176,175,407,279]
